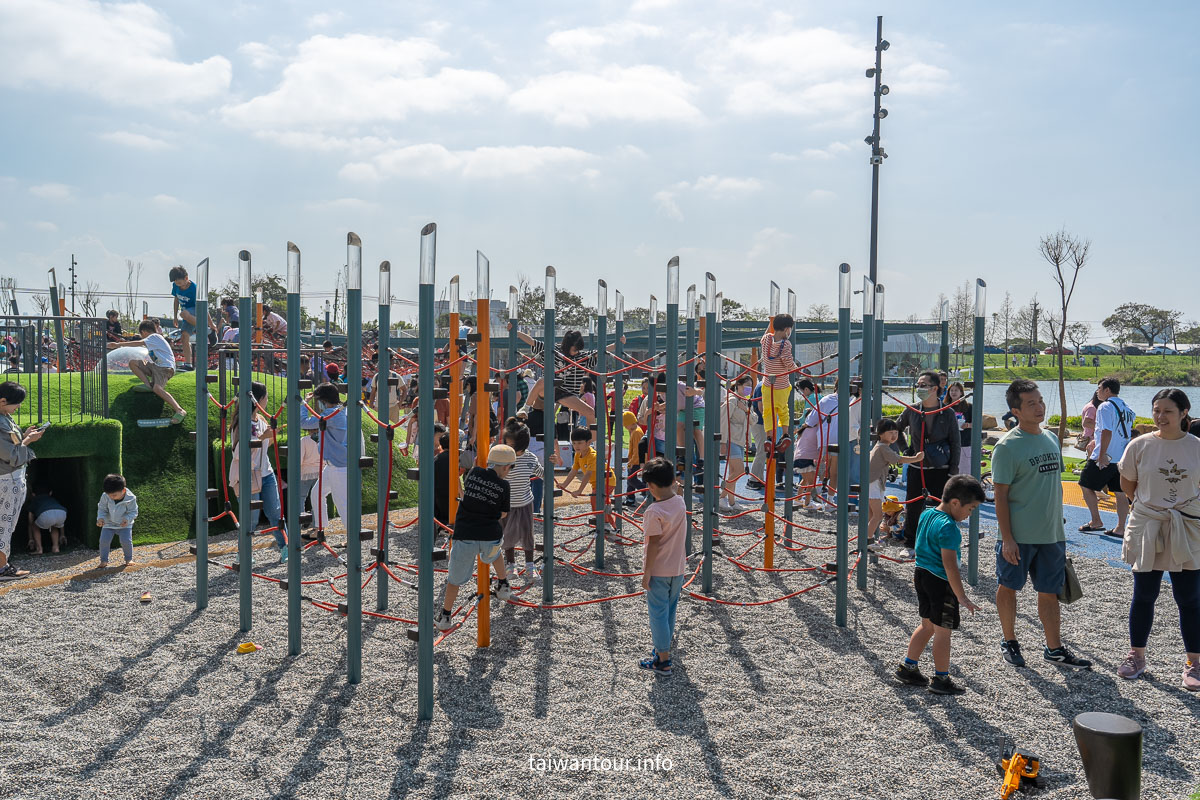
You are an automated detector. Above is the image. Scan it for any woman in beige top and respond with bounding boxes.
[1115,388,1200,690]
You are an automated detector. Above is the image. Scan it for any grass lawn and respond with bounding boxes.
[962,353,1200,385]
[11,372,416,547]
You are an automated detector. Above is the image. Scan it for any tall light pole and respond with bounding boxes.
[865,16,890,286]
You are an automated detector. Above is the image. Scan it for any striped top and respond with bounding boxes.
[529,340,599,396]
[760,330,795,390]
[505,450,544,507]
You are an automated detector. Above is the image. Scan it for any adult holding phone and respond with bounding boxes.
[0,382,45,580]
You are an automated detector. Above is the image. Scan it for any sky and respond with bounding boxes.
[0,0,1196,331]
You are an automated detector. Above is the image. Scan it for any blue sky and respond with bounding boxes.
[0,0,1196,329]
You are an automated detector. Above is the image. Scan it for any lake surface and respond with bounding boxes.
[891,379,1184,419]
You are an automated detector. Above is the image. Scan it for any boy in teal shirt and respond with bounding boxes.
[895,474,985,695]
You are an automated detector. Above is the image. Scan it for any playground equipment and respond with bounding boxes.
[997,743,1040,799]
[186,227,982,719]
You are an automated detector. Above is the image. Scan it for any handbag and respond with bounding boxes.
[1057,556,1083,604]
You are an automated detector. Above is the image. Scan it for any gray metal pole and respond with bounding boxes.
[594,281,607,570]
[542,267,557,604]
[237,251,253,633]
[835,264,852,627]
[416,224,436,720]
[665,259,680,480]
[48,276,67,370]
[345,233,363,684]
[376,261,392,612]
[612,292,625,533]
[286,245,302,653]
[867,15,885,286]
[874,285,886,420]
[702,277,719,594]
[194,258,210,611]
[969,279,987,587]
[684,294,695,537]
[857,278,875,591]
[508,287,518,421]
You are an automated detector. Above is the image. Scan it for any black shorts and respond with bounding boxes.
[1079,460,1122,493]
[914,567,960,630]
[553,386,577,403]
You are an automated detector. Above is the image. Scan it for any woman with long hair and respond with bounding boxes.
[1115,388,1200,690]
[947,381,973,476]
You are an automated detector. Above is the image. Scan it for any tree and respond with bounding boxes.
[80,281,102,317]
[514,284,592,329]
[992,291,1015,360]
[32,293,50,315]
[1065,321,1091,354]
[1041,227,1090,442]
[123,259,144,321]
[1102,302,1182,358]
[803,303,834,361]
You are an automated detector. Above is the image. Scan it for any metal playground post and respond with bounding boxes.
[835,263,851,628]
[416,223,437,720]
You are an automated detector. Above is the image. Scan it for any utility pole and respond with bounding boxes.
[1030,299,1040,367]
[69,254,78,313]
[864,16,890,286]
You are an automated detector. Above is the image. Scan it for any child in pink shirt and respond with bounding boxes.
[640,456,688,675]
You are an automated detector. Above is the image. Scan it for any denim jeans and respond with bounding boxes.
[99,526,133,563]
[646,574,685,653]
[297,478,318,521]
[531,477,543,515]
[251,472,286,548]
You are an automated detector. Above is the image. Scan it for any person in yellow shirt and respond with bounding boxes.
[623,410,647,507]
[559,428,617,521]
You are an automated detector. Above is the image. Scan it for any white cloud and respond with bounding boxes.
[237,41,283,70]
[340,143,597,182]
[98,130,173,151]
[630,0,679,12]
[307,11,345,30]
[653,174,763,220]
[704,21,949,118]
[29,183,75,201]
[305,197,379,212]
[800,141,851,160]
[805,189,836,203]
[0,0,231,105]
[222,35,508,133]
[151,193,181,207]
[31,221,58,233]
[510,65,701,126]
[546,22,662,60]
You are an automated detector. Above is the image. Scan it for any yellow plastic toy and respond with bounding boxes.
[236,642,262,654]
[998,744,1040,798]
[139,592,152,604]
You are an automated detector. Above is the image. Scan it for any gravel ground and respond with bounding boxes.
[0,503,1196,800]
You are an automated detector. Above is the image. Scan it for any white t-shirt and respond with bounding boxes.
[1118,432,1200,511]
[144,332,176,370]
[806,394,840,446]
[1092,396,1136,463]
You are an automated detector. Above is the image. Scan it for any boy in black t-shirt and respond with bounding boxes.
[437,444,516,631]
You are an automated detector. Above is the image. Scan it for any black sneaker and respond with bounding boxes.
[1001,639,1026,667]
[1044,646,1092,670]
[895,663,929,686]
[746,478,765,491]
[928,674,966,695]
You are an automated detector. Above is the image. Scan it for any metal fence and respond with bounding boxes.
[0,315,109,425]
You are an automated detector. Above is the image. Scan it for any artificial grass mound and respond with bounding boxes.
[9,372,417,548]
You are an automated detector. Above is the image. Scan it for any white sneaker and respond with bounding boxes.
[902,548,916,559]
[719,500,739,513]
[435,609,453,631]
[493,579,513,601]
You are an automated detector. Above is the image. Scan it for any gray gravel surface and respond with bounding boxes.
[0,507,1196,799]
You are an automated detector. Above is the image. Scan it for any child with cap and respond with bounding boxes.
[436,444,517,631]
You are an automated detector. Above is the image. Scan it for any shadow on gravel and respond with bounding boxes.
[41,609,208,729]
[648,671,732,797]
[702,603,765,694]
[263,667,360,800]
[78,629,245,782]
[1015,662,1191,781]
[388,720,431,800]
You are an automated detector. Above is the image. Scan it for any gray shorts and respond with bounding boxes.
[501,503,535,551]
[446,538,502,586]
[34,509,67,529]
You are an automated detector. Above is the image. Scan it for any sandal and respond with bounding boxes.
[1078,524,1106,533]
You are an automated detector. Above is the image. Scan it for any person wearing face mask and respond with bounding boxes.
[895,369,961,558]
[298,382,363,538]
[719,375,754,512]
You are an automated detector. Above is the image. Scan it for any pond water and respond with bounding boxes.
[890,379,1183,420]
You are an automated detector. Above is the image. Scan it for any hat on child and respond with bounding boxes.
[622,410,638,428]
[487,444,516,466]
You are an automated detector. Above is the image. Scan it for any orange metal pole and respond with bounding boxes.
[475,299,491,647]
[762,323,774,570]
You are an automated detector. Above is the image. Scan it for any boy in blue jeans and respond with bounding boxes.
[895,474,984,695]
[96,473,139,568]
[640,457,688,675]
